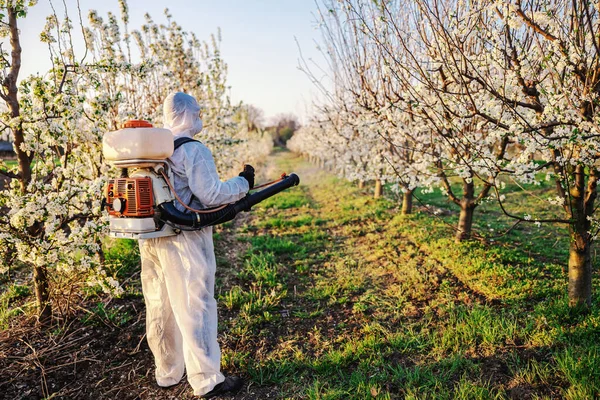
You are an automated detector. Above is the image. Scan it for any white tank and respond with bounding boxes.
[103,120,174,162]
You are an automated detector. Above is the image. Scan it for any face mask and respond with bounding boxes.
[192,118,203,135]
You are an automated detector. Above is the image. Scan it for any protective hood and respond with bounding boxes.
[163,92,204,138]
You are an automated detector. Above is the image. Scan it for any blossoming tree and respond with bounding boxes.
[295,0,598,307]
[410,0,600,307]
[0,0,273,323]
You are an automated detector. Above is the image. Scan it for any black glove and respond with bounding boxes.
[239,164,255,189]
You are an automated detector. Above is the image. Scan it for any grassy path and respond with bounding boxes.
[214,150,599,399]
[1,149,599,399]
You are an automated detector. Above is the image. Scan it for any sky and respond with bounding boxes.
[19,0,328,123]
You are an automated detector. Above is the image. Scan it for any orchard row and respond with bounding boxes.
[288,0,600,307]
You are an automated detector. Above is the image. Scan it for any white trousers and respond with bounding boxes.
[139,228,225,396]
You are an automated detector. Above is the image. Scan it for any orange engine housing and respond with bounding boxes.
[105,177,155,217]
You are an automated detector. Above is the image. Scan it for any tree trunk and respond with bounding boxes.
[454,177,476,242]
[401,189,413,215]
[33,264,51,324]
[568,229,592,308]
[455,201,475,242]
[567,165,594,308]
[374,179,383,198]
[5,7,31,192]
[358,181,364,189]
[6,6,51,323]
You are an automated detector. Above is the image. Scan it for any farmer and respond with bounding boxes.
[138,92,254,398]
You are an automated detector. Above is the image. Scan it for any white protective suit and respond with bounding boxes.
[139,92,249,396]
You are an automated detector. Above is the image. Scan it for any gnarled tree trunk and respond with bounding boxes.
[5,6,51,321]
[33,265,51,323]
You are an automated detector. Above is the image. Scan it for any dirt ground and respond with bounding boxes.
[0,216,276,400]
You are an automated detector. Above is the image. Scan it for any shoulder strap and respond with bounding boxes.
[171,136,203,212]
[173,136,201,151]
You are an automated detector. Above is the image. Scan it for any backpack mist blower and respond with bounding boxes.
[102,120,300,239]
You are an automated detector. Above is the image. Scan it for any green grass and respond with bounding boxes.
[259,186,314,210]
[80,301,133,327]
[2,159,17,168]
[0,284,30,330]
[103,238,140,280]
[214,151,600,399]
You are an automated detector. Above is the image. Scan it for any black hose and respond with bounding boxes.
[158,173,300,228]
